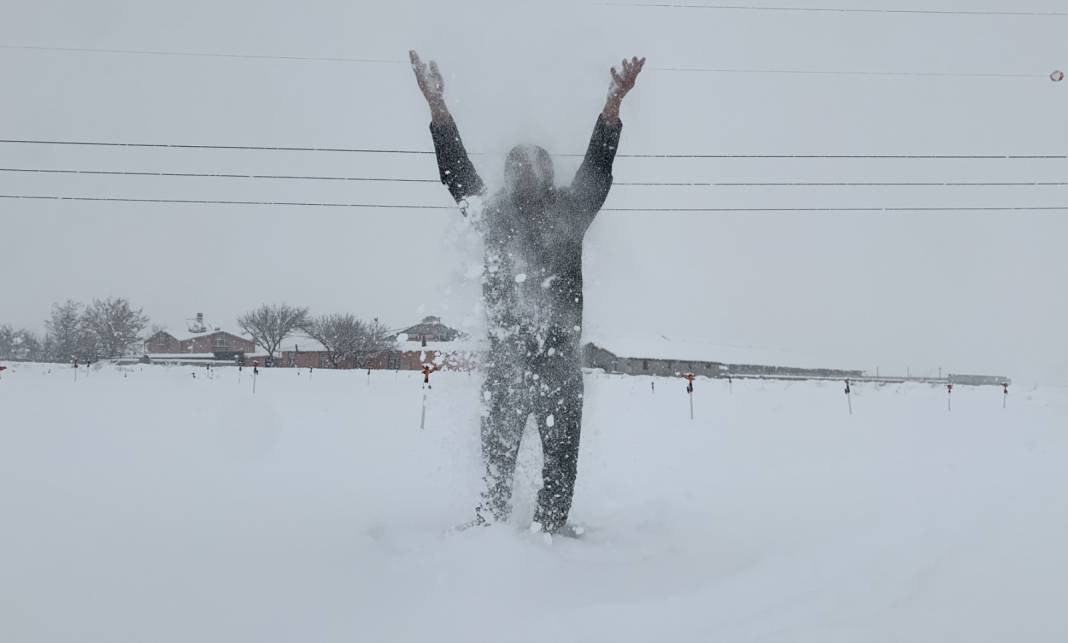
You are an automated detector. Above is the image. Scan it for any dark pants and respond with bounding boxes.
[478,327,583,532]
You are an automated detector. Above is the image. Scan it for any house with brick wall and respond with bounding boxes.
[260,317,481,371]
[144,313,255,363]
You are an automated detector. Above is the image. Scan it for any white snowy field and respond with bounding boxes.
[1,363,1065,643]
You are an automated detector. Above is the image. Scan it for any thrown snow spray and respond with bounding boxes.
[844,379,853,415]
[419,391,429,430]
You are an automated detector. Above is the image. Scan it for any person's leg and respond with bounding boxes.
[477,364,530,524]
[532,364,584,533]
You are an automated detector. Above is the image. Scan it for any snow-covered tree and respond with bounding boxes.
[356,318,394,367]
[80,298,149,359]
[0,324,15,360]
[11,329,43,361]
[44,300,90,362]
[299,315,394,368]
[237,303,309,359]
[300,314,365,368]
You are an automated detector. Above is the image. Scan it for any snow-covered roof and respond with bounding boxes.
[155,326,251,342]
[269,336,485,355]
[146,353,219,360]
[277,335,329,353]
[403,339,487,354]
[393,316,465,342]
[587,335,860,371]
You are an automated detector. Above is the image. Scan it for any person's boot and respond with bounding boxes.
[529,519,585,540]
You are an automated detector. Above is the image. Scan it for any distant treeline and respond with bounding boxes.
[1,300,390,367]
[1,298,148,363]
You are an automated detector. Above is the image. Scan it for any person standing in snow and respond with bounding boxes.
[410,50,644,534]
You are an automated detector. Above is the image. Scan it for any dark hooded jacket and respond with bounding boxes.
[430,115,621,356]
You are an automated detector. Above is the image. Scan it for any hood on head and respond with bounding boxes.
[504,144,554,202]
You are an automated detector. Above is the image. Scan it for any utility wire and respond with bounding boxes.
[0,167,437,183]
[653,66,1045,79]
[0,43,405,65]
[1,167,1065,188]
[3,42,1052,80]
[0,137,433,154]
[618,180,1068,187]
[1,193,1064,212]
[1,138,1065,160]
[601,3,1068,17]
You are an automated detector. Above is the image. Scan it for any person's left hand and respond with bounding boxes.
[608,56,645,102]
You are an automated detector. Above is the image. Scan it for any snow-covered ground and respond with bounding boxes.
[1,363,1065,642]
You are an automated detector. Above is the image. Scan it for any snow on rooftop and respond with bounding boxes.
[145,353,220,360]
[278,335,329,354]
[588,334,859,371]
[154,326,250,341]
[411,339,486,354]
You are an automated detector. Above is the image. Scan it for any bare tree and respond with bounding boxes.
[354,318,394,367]
[81,297,150,358]
[237,303,309,359]
[300,314,366,368]
[45,300,90,362]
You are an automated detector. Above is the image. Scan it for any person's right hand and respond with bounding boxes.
[410,50,445,107]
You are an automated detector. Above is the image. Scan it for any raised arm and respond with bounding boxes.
[571,56,645,215]
[410,50,485,205]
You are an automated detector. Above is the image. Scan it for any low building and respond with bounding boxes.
[584,339,862,381]
[268,318,481,371]
[583,338,1009,386]
[393,316,464,345]
[947,373,1012,386]
[144,313,255,364]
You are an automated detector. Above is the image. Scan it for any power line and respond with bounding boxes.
[618,154,1068,159]
[2,167,1065,188]
[618,180,1068,187]
[1,138,1065,160]
[0,194,450,209]
[653,66,1044,79]
[0,43,405,65]
[635,179,1068,186]
[0,167,437,183]
[1,194,1064,212]
[605,206,1068,211]
[602,3,1068,17]
[4,42,1050,81]
[0,137,433,154]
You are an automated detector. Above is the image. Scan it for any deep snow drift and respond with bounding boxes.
[1,363,1066,642]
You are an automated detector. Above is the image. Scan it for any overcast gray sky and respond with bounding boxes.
[1,0,1066,383]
